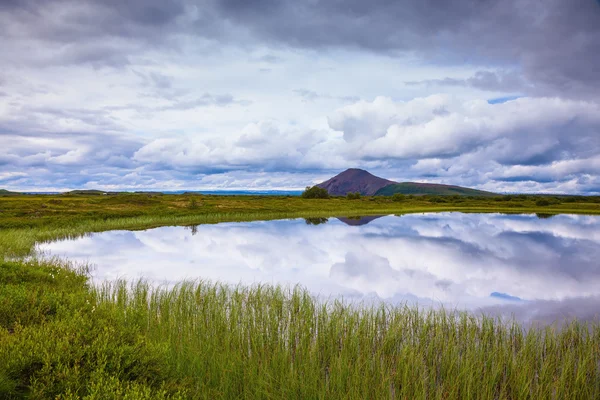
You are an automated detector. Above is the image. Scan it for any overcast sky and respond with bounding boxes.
[1,0,599,193]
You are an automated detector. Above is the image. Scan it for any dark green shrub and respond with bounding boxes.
[391,193,405,202]
[188,197,199,209]
[304,217,329,225]
[346,192,361,200]
[301,186,330,199]
[536,199,551,206]
[429,196,448,203]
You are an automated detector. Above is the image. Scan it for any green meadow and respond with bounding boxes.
[1,193,600,398]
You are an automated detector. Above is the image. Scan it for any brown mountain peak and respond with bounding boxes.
[316,168,396,196]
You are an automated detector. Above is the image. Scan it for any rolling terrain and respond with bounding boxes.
[375,182,495,197]
[0,189,21,196]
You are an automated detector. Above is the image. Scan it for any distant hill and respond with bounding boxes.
[0,189,22,196]
[0,189,21,196]
[316,168,395,196]
[375,182,495,197]
[64,190,108,195]
[316,169,495,197]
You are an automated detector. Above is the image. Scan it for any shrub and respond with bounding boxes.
[535,199,551,207]
[188,197,199,209]
[301,186,330,199]
[429,196,448,203]
[304,217,329,225]
[391,193,405,202]
[346,192,361,200]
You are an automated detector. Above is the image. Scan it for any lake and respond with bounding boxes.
[39,212,600,325]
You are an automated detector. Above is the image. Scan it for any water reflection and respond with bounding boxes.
[38,213,600,324]
[337,215,384,226]
[304,217,329,226]
[535,213,556,219]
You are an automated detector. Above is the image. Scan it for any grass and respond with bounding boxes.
[1,193,600,398]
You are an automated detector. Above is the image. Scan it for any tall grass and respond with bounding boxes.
[95,281,600,399]
[2,258,599,399]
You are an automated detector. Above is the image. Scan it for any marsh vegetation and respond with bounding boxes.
[1,193,600,398]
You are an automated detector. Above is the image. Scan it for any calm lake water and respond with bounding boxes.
[39,213,600,324]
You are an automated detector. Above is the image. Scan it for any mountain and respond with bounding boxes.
[316,169,495,197]
[316,168,395,196]
[375,182,495,197]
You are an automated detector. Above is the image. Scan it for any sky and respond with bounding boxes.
[1,0,600,193]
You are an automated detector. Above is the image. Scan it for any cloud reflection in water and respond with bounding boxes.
[39,213,600,324]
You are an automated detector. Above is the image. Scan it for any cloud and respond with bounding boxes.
[211,0,600,99]
[406,70,531,94]
[2,0,599,99]
[293,89,360,103]
[132,120,345,172]
[480,296,600,327]
[325,95,600,192]
[2,93,600,193]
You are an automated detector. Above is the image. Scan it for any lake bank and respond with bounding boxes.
[1,193,599,257]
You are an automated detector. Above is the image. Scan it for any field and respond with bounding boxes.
[1,193,600,398]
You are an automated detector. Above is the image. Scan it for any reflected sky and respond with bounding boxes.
[38,213,600,325]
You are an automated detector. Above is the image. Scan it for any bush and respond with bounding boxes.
[429,196,448,203]
[535,197,561,207]
[346,192,361,200]
[188,197,200,209]
[301,186,330,199]
[304,217,329,225]
[391,193,405,202]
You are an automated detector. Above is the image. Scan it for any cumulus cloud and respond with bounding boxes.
[326,95,600,193]
[3,93,600,193]
[329,95,600,161]
[132,120,347,172]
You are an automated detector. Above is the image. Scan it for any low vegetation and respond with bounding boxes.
[1,192,600,397]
